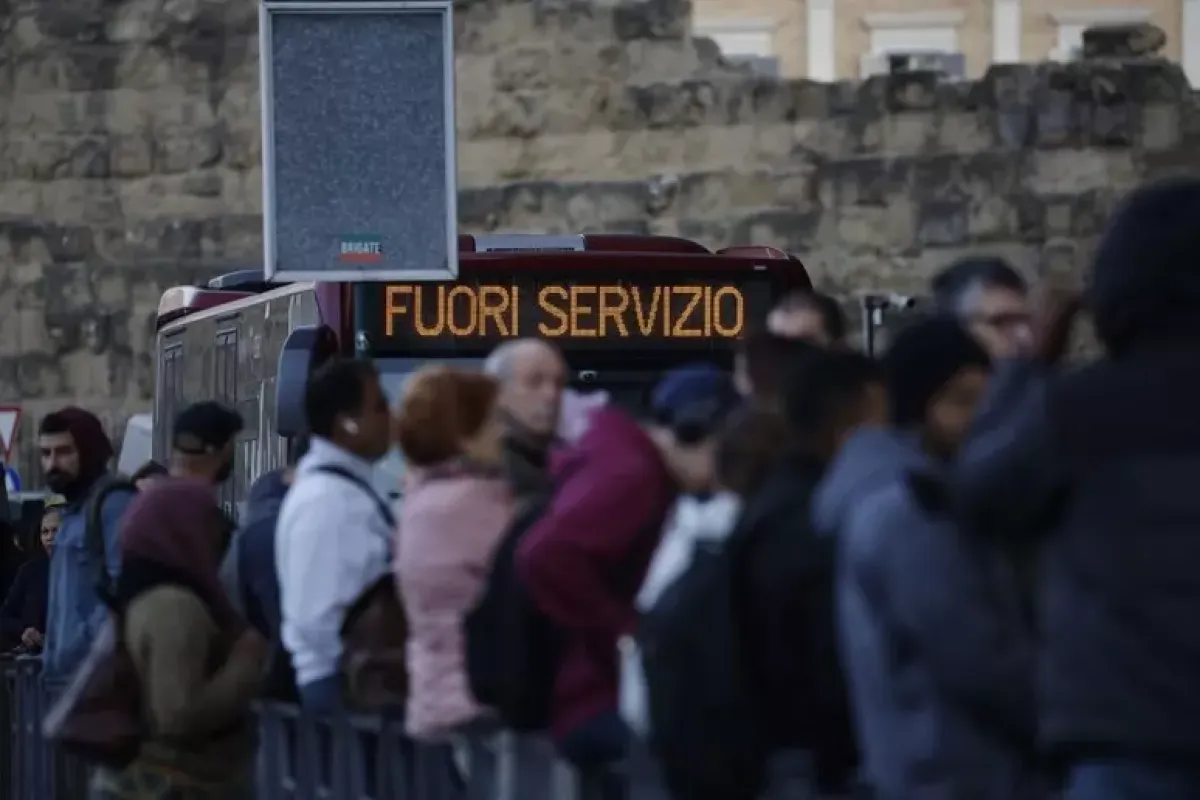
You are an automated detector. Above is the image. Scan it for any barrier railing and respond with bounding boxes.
[0,656,665,800]
[3,655,89,800]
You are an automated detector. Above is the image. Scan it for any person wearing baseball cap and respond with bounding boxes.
[170,401,244,486]
[517,364,740,767]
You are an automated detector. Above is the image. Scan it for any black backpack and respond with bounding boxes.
[85,476,140,604]
[464,491,562,731]
[638,534,768,800]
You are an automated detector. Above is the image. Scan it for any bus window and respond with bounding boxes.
[157,341,184,461]
[214,327,240,519]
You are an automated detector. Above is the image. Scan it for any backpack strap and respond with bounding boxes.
[313,464,396,533]
[219,527,248,619]
[84,476,139,605]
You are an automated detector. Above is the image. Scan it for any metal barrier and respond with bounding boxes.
[253,703,663,800]
[2,656,88,800]
[0,655,666,800]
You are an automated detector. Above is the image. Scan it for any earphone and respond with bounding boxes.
[342,419,359,435]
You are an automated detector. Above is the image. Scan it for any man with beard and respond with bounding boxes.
[38,407,135,684]
[484,339,567,503]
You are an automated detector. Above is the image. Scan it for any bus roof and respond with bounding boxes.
[155,233,808,327]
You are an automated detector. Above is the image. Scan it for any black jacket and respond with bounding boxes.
[732,453,857,791]
[501,435,554,506]
[954,345,1200,759]
[0,557,48,648]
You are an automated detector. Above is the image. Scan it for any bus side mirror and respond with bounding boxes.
[275,325,339,438]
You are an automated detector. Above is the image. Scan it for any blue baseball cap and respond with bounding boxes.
[651,364,741,442]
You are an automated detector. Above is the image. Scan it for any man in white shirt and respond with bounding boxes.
[276,358,395,712]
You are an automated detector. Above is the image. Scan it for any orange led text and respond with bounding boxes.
[383,283,746,340]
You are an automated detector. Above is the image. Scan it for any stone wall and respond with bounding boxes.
[0,0,1197,477]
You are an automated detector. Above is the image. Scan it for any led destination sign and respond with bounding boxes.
[379,279,764,348]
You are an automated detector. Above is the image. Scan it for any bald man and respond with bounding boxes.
[484,339,568,501]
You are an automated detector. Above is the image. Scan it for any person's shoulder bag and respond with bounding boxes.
[317,464,408,712]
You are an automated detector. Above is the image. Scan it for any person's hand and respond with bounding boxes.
[228,627,269,666]
[20,628,43,649]
[1032,290,1083,366]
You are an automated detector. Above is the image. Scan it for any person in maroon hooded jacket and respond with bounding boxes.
[517,364,742,767]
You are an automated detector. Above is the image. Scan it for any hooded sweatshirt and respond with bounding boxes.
[812,427,925,534]
[816,427,1039,800]
[114,478,258,782]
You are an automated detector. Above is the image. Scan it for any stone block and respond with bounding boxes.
[827,157,912,208]
[731,210,824,253]
[1022,150,1139,196]
[833,203,918,253]
[881,71,942,114]
[916,200,970,247]
[612,0,690,41]
[1081,24,1167,60]
[152,129,222,174]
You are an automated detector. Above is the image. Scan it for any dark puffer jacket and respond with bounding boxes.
[817,428,1039,800]
[954,178,1200,760]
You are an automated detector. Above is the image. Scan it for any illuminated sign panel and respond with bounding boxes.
[369,275,772,351]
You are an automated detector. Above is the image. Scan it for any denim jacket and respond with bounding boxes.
[43,483,134,682]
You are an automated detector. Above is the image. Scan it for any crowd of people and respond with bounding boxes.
[8,176,1200,800]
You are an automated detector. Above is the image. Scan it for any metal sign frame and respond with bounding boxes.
[259,0,459,283]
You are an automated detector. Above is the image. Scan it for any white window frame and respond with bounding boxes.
[860,10,966,77]
[693,18,776,60]
[807,0,836,80]
[1186,0,1200,87]
[1048,7,1152,61]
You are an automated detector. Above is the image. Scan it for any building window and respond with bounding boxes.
[694,18,779,75]
[1049,7,1152,60]
[860,10,966,77]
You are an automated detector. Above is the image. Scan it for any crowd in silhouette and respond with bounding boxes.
[9,176,1200,800]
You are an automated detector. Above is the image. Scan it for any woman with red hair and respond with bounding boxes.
[393,366,514,741]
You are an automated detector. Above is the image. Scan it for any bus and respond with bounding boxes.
[152,233,811,518]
